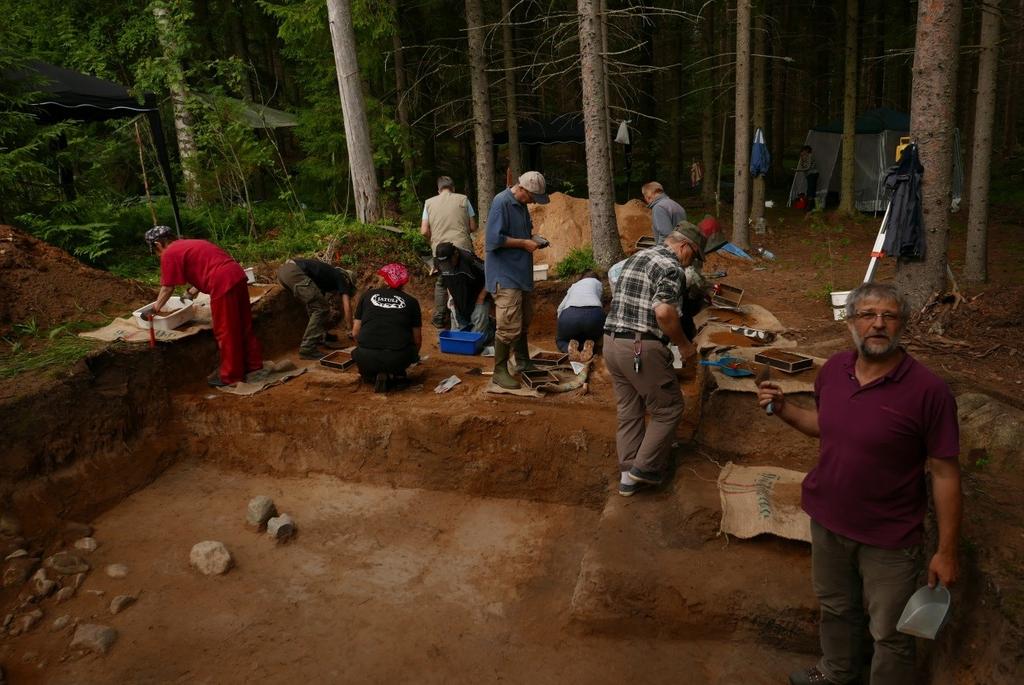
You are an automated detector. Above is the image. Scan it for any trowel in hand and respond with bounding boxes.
[755,363,774,416]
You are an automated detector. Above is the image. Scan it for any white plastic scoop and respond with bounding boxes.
[896,583,951,639]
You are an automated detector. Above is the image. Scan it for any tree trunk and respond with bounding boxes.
[769,0,787,187]
[500,0,521,179]
[750,5,766,229]
[390,0,416,187]
[965,0,1001,284]
[895,0,962,308]
[465,0,495,225]
[326,0,381,222]
[838,0,858,215]
[578,0,622,268]
[600,0,613,170]
[700,8,717,206]
[732,0,752,249]
[152,3,201,207]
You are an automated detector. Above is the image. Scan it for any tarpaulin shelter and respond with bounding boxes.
[788,108,909,213]
[8,61,183,234]
[494,113,585,174]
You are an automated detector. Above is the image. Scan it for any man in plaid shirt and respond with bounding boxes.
[603,226,703,496]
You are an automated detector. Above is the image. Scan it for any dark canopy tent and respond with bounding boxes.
[9,61,183,234]
[494,113,585,173]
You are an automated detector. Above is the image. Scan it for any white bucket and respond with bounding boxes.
[533,264,549,282]
[830,290,850,321]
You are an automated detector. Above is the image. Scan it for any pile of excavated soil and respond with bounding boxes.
[0,225,153,335]
[526,192,654,267]
[470,193,654,269]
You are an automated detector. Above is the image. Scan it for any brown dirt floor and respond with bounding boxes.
[1,201,1022,683]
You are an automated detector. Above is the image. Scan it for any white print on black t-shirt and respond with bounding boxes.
[370,293,406,309]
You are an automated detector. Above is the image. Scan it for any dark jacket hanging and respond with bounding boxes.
[881,143,925,260]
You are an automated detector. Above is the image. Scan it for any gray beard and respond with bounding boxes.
[851,329,902,360]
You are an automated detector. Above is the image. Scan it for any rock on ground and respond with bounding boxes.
[2,557,39,587]
[109,595,136,614]
[73,537,98,552]
[246,496,278,528]
[105,564,128,579]
[51,614,72,632]
[266,514,296,541]
[55,586,75,602]
[190,541,233,575]
[70,623,118,654]
[8,608,43,636]
[45,552,90,575]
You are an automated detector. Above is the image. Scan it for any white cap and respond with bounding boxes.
[517,171,549,204]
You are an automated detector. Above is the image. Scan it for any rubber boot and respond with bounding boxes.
[512,335,537,374]
[492,340,521,389]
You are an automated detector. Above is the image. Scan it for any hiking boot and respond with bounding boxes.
[299,349,322,360]
[512,336,537,373]
[788,666,833,685]
[626,467,663,486]
[580,339,595,363]
[618,480,642,497]
[567,340,580,362]
[492,340,521,389]
[374,372,389,393]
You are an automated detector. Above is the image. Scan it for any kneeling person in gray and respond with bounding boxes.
[603,228,701,496]
[277,258,355,359]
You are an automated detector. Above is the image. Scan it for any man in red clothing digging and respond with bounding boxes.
[145,226,263,387]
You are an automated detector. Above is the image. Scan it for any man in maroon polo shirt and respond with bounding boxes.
[757,283,962,685]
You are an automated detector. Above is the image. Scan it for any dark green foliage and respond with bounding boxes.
[554,246,598,279]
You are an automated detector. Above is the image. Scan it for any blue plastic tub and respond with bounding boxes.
[439,330,486,355]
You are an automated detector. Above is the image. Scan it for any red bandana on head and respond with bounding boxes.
[377,263,409,289]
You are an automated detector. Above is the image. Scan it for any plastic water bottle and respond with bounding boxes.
[755,247,775,260]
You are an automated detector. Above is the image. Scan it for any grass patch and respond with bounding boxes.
[0,320,101,380]
[554,246,597,279]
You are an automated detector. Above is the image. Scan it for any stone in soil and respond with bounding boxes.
[44,552,90,576]
[0,513,21,537]
[71,572,87,588]
[8,608,43,636]
[2,557,39,587]
[73,537,98,552]
[4,549,27,560]
[32,576,57,599]
[246,495,278,529]
[51,614,72,632]
[60,522,93,544]
[70,623,118,655]
[190,541,233,575]
[55,586,75,602]
[105,564,128,579]
[109,594,136,615]
[266,514,296,541]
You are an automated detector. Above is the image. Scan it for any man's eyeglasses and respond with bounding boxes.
[853,311,900,323]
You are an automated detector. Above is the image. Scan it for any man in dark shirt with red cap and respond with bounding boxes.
[146,226,263,386]
[757,283,962,685]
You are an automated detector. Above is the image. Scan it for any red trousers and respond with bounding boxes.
[210,281,263,384]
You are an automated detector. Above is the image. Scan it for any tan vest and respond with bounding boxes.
[424,192,473,253]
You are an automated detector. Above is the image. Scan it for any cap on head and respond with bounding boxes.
[697,216,726,255]
[144,225,175,253]
[667,222,706,261]
[434,242,456,262]
[377,263,409,289]
[517,171,549,204]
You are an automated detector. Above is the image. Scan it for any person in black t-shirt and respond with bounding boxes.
[433,241,493,342]
[352,263,422,392]
[277,257,356,359]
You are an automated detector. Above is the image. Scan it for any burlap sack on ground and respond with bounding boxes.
[717,461,811,543]
[216,360,305,396]
[80,287,270,343]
